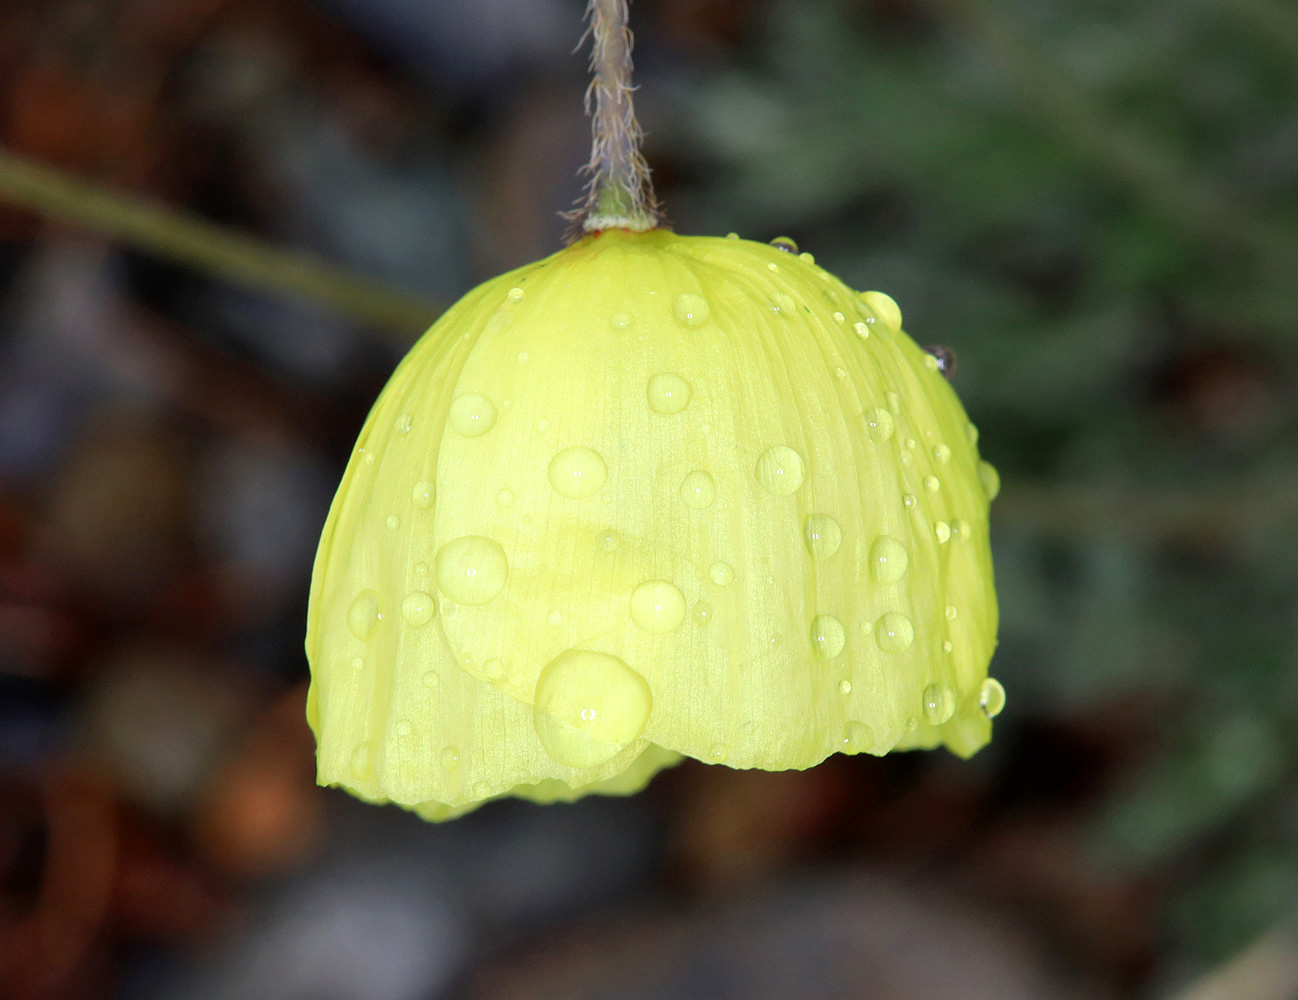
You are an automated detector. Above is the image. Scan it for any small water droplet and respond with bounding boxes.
[395,413,413,435]
[767,261,779,272]
[396,719,412,736]
[945,605,958,620]
[863,407,894,442]
[935,521,951,543]
[906,717,918,731]
[610,312,632,329]
[673,293,709,328]
[798,251,816,264]
[832,311,846,324]
[386,515,401,530]
[803,514,842,558]
[349,742,372,779]
[517,351,529,363]
[547,610,563,626]
[440,746,460,771]
[810,614,846,659]
[496,488,514,508]
[435,536,508,605]
[903,493,917,509]
[350,656,364,672]
[874,613,914,653]
[885,391,902,415]
[411,480,435,509]
[924,475,941,492]
[709,743,728,762]
[838,679,853,695]
[853,321,870,339]
[482,658,504,680]
[923,345,957,379]
[472,780,490,798]
[507,286,524,303]
[770,236,799,253]
[966,423,979,445]
[400,591,436,627]
[943,640,954,653]
[979,461,1001,500]
[870,537,909,583]
[449,393,497,437]
[347,591,382,640]
[841,720,874,753]
[952,518,972,541]
[755,446,805,496]
[630,580,686,633]
[979,678,1007,718]
[709,561,734,586]
[422,671,440,687]
[536,418,550,432]
[549,447,607,499]
[598,528,619,551]
[922,683,956,724]
[858,620,874,634]
[933,443,951,464]
[769,291,796,316]
[647,373,691,414]
[693,601,714,626]
[899,449,914,467]
[906,437,917,451]
[680,470,716,509]
[726,232,739,240]
[860,290,902,329]
[533,650,652,767]
[835,366,847,378]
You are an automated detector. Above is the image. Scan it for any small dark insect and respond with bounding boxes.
[924,345,957,380]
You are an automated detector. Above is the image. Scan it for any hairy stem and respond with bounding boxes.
[575,0,659,232]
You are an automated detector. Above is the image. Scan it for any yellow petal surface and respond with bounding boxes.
[306,229,999,817]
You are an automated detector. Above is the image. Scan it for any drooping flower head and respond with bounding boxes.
[305,229,1002,821]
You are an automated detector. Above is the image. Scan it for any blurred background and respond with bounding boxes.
[2,0,1297,997]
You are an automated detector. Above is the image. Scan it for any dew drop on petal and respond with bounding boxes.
[400,591,436,627]
[980,678,1007,718]
[440,746,460,771]
[769,291,796,316]
[673,293,709,328]
[347,590,382,640]
[610,312,632,329]
[933,444,951,464]
[755,446,805,496]
[924,475,940,492]
[979,460,1002,500]
[630,580,686,634]
[548,447,607,499]
[863,408,894,442]
[449,393,497,437]
[435,536,508,605]
[709,561,734,586]
[841,720,874,753]
[803,514,842,558]
[861,290,902,329]
[870,537,909,583]
[680,470,716,509]
[533,650,652,768]
[922,683,956,724]
[810,614,846,659]
[935,521,952,543]
[693,601,714,626]
[647,373,691,414]
[412,480,435,509]
[770,236,799,253]
[874,613,914,653]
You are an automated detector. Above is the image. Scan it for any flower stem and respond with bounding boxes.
[575,0,659,233]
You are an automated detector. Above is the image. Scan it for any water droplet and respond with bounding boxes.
[933,443,951,464]
[347,590,382,640]
[396,719,412,736]
[598,528,619,551]
[885,391,902,415]
[673,293,709,327]
[853,321,870,339]
[945,605,958,620]
[547,610,563,626]
[810,614,846,659]
[835,366,847,378]
[386,515,401,530]
[863,408,894,442]
[533,649,652,767]
[422,671,440,687]
[798,251,816,264]
[858,620,874,634]
[870,537,909,583]
[832,311,846,324]
[803,514,842,558]
[412,480,435,508]
[924,344,957,379]
[395,413,413,435]
[841,721,874,753]
[979,461,1001,500]
[349,742,372,779]
[726,232,739,240]
[536,418,550,432]
[440,746,460,771]
[693,601,714,626]
[906,717,918,731]
[680,470,715,509]
[966,423,979,445]
[903,493,917,510]
[449,393,497,436]
[770,236,799,253]
[935,521,951,543]
[979,678,1007,718]
[610,312,632,329]
[838,679,853,695]
[924,354,940,372]
[507,286,525,303]
[482,658,504,680]
[469,780,489,799]
[709,743,728,761]
[952,518,972,541]
[874,613,914,653]
[435,536,508,605]
[496,488,514,508]
[769,291,796,316]
[630,580,686,634]
[400,591,436,627]
[861,290,902,329]
[906,438,917,451]
[924,475,941,492]
[922,683,956,724]
[350,656,364,672]
[647,373,691,414]
[709,561,734,586]
[943,640,954,653]
[755,446,805,496]
[549,446,607,499]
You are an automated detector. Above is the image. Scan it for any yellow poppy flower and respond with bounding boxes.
[304,228,1002,821]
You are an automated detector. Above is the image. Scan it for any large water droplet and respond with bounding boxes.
[680,470,715,509]
[755,446,805,496]
[810,615,846,659]
[709,561,734,586]
[863,408,894,442]
[874,613,914,653]
[860,290,902,329]
[770,236,799,253]
[347,590,382,640]
[647,373,691,414]
[979,678,1007,718]
[922,683,956,724]
[870,537,909,583]
[400,591,436,627]
[673,293,709,328]
[803,514,842,558]
[349,741,372,779]
[533,649,652,768]
[841,721,874,754]
[979,460,1001,500]
[630,580,686,634]
[412,480,435,509]
[549,446,607,499]
[435,535,508,605]
[449,393,497,436]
